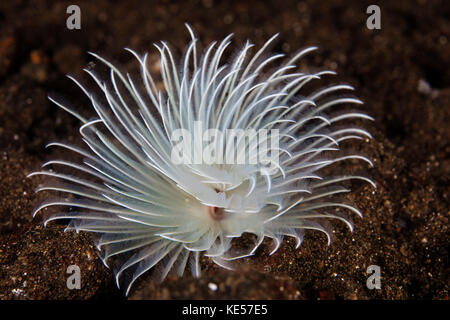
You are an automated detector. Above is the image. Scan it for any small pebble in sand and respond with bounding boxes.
[208,282,218,291]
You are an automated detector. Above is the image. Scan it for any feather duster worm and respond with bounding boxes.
[29,25,375,295]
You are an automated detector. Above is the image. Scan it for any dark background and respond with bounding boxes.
[0,0,448,299]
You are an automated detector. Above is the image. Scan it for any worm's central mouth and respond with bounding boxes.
[206,205,226,221]
[206,187,226,221]
[206,188,226,221]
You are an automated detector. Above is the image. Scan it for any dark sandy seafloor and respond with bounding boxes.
[0,0,448,300]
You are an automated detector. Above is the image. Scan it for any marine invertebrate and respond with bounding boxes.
[29,25,375,295]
